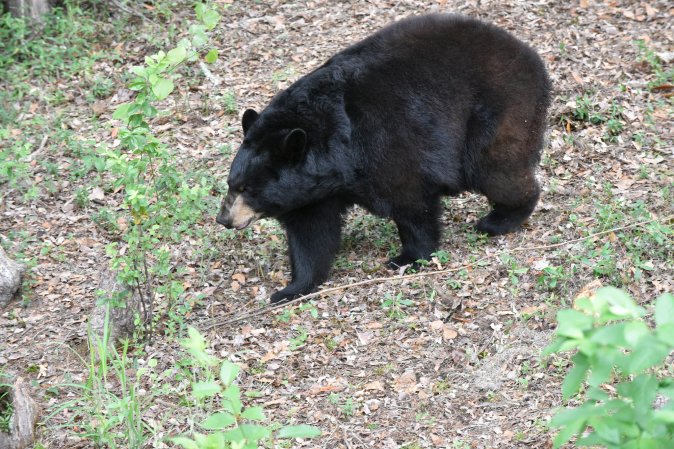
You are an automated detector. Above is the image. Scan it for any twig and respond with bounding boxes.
[26,134,49,162]
[199,214,673,331]
[199,61,221,86]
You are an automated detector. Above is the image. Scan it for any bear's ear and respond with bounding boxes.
[242,109,259,134]
[280,128,307,162]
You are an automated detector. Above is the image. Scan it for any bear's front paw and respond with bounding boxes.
[270,285,315,304]
[386,255,424,271]
[476,213,513,236]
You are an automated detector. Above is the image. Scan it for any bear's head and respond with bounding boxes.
[216,105,345,230]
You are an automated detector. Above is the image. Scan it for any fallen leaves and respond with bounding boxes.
[230,272,246,291]
[1,1,672,449]
[429,320,458,340]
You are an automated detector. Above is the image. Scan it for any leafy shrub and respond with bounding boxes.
[545,287,674,448]
[172,328,321,449]
[105,2,222,335]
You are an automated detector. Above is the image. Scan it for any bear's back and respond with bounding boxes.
[328,14,545,84]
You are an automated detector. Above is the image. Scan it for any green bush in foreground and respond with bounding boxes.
[545,287,674,448]
[172,327,321,449]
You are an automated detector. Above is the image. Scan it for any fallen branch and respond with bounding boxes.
[200,214,673,330]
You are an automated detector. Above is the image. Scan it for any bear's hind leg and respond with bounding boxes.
[476,170,540,236]
[473,105,546,236]
[272,199,345,303]
[388,204,441,269]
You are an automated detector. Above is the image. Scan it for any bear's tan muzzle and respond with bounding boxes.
[216,192,261,230]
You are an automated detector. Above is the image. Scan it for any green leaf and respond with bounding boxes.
[624,321,650,346]
[589,322,627,346]
[586,386,609,402]
[201,8,220,30]
[656,323,674,346]
[127,113,145,128]
[200,412,236,430]
[112,102,132,121]
[588,355,613,387]
[596,286,645,319]
[222,384,243,414]
[575,432,604,446]
[241,406,266,421]
[277,424,322,439]
[562,353,589,400]
[170,436,199,449]
[637,437,669,449]
[591,417,622,444]
[152,77,174,100]
[654,409,674,423]
[238,424,271,442]
[182,327,205,351]
[556,309,593,339]
[166,46,187,65]
[204,49,219,64]
[625,375,658,414]
[550,403,596,427]
[552,417,586,449]
[130,65,146,77]
[628,337,670,374]
[190,24,208,47]
[655,293,674,327]
[201,431,225,448]
[195,2,206,20]
[128,77,147,91]
[222,427,244,442]
[192,380,222,399]
[220,361,240,385]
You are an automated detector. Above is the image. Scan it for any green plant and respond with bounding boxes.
[381,292,414,319]
[603,102,625,142]
[451,439,471,449]
[0,2,98,82]
[107,2,221,336]
[327,393,355,417]
[91,207,120,233]
[52,316,154,449]
[222,90,237,114]
[289,326,308,350]
[90,76,115,99]
[544,287,674,448]
[0,141,31,188]
[172,327,321,448]
[537,265,571,291]
[432,249,450,265]
[636,40,674,87]
[573,94,604,125]
[500,254,529,287]
[0,370,12,433]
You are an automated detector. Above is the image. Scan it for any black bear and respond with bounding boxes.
[217,14,551,303]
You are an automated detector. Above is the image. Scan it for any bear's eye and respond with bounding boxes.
[238,186,246,193]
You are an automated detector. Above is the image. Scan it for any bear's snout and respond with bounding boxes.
[216,192,261,230]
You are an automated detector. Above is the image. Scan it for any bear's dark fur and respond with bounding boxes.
[217,14,551,303]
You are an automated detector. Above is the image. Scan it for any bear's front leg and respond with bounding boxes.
[388,204,441,270]
[272,199,345,304]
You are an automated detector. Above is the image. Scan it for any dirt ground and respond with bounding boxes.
[1,1,672,448]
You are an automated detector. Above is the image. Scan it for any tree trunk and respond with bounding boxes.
[5,0,49,20]
[0,377,40,449]
[0,247,24,308]
[89,267,151,346]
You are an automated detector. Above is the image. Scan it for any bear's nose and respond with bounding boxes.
[216,213,233,228]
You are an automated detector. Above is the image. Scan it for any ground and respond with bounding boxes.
[0,1,672,448]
